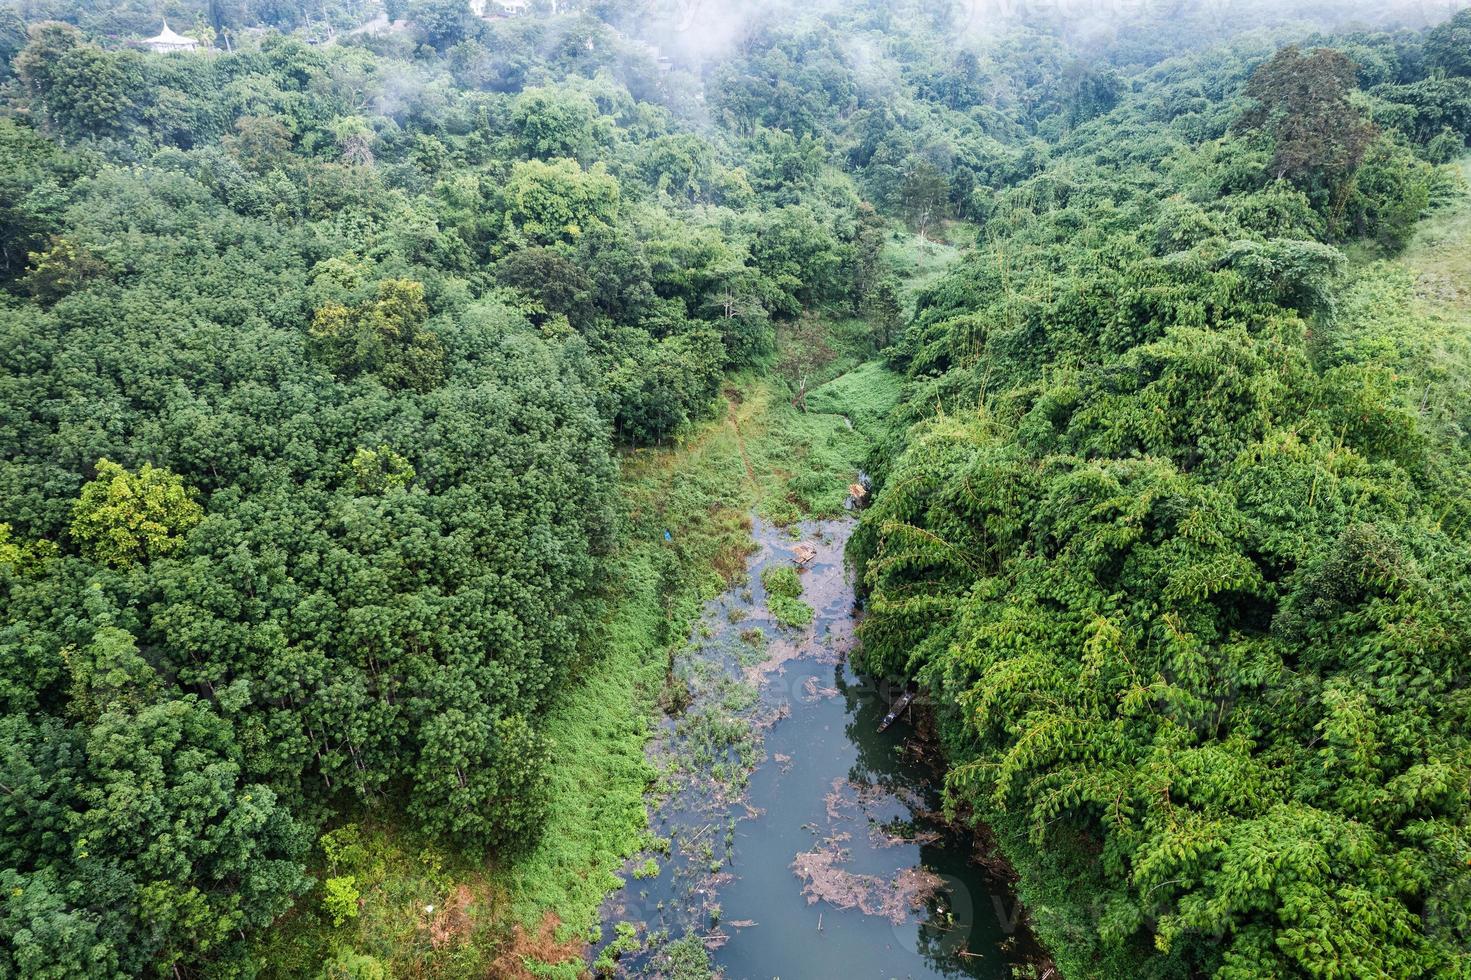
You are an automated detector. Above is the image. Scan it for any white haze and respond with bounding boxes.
[628,0,1469,66]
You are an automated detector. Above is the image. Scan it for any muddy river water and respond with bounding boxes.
[596,515,1041,978]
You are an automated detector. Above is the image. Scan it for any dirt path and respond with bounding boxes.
[724,387,760,493]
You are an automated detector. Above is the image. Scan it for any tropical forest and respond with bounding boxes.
[0,0,1469,977]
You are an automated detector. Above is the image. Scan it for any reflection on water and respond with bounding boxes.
[595,516,1042,978]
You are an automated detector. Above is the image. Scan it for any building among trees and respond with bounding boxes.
[469,0,532,16]
[141,21,199,53]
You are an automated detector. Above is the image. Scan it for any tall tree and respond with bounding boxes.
[13,24,141,141]
[775,316,835,412]
[1425,8,1471,79]
[70,460,203,569]
[1239,46,1376,202]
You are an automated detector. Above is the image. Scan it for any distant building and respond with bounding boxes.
[142,21,199,54]
[479,0,531,16]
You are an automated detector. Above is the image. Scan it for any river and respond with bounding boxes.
[595,514,1043,978]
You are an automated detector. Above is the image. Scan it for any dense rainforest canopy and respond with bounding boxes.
[0,0,1467,976]
[853,15,1471,980]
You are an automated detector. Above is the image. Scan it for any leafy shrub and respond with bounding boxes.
[323,876,361,926]
[768,594,814,628]
[761,564,803,598]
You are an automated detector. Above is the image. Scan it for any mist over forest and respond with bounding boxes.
[0,0,1469,977]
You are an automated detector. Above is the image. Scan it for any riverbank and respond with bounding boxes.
[254,371,881,977]
[591,511,1045,978]
[503,378,876,943]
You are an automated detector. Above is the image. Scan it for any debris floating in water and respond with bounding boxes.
[791,837,944,924]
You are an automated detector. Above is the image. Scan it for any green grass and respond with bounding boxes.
[761,564,802,598]
[1399,155,1471,314]
[1325,155,1471,449]
[804,359,905,440]
[500,545,672,935]
[761,564,813,628]
[717,376,871,521]
[882,219,979,311]
[252,370,881,975]
[768,594,814,628]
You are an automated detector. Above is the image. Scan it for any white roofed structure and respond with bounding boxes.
[143,21,199,54]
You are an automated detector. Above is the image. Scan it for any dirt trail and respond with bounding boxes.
[724,387,760,492]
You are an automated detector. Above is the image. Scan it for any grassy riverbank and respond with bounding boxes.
[256,366,895,976]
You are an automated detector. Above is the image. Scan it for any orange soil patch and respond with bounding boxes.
[487,912,587,979]
[428,885,476,951]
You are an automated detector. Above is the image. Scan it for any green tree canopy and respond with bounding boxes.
[70,460,203,568]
